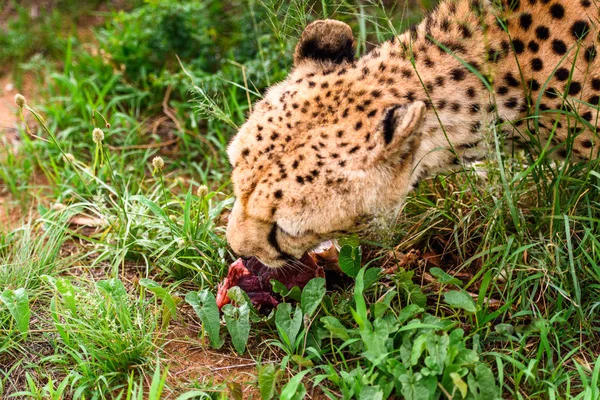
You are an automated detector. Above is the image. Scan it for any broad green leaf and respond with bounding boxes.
[468,363,501,400]
[430,268,463,286]
[280,370,310,400]
[140,278,178,325]
[399,371,433,400]
[410,334,428,366]
[444,291,477,313]
[450,372,468,398]
[359,386,384,400]
[398,304,424,324]
[185,290,224,348]
[363,267,381,289]
[321,316,351,341]
[0,288,30,337]
[271,280,302,302]
[222,303,250,354]
[301,278,326,318]
[258,363,278,400]
[424,332,449,375]
[339,245,362,278]
[275,303,303,350]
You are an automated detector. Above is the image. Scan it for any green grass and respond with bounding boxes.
[0,0,599,398]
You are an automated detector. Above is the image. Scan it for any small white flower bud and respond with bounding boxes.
[196,185,208,197]
[92,128,104,144]
[152,156,164,172]
[14,94,26,108]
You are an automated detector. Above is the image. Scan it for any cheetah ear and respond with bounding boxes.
[294,20,355,66]
[380,101,427,157]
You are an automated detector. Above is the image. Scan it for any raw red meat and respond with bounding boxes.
[216,252,326,311]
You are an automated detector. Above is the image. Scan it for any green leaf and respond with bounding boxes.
[363,267,381,289]
[258,363,278,400]
[140,278,178,326]
[301,278,326,318]
[321,316,351,341]
[359,386,384,400]
[468,363,501,400]
[185,290,224,349]
[339,245,362,278]
[444,291,477,313]
[42,276,77,315]
[0,288,30,337]
[271,280,302,302]
[96,278,128,302]
[430,268,463,286]
[398,304,424,324]
[280,370,310,400]
[450,372,468,398]
[424,332,449,375]
[275,303,303,350]
[222,303,250,354]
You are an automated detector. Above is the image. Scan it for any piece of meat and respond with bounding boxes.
[216,245,337,311]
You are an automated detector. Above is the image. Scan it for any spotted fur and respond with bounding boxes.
[227,0,600,267]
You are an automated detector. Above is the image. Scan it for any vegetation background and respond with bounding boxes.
[0,0,599,398]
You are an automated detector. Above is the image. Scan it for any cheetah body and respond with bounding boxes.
[227,0,600,267]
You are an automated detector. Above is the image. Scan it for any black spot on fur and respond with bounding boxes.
[528,79,540,91]
[531,58,544,71]
[274,190,283,199]
[567,81,582,95]
[519,13,533,30]
[512,39,525,54]
[535,26,550,40]
[555,68,570,81]
[505,72,520,87]
[552,39,567,55]
[470,121,481,133]
[572,20,590,40]
[504,97,519,108]
[585,45,596,63]
[528,40,539,52]
[549,3,565,19]
[592,79,600,90]
[450,67,466,81]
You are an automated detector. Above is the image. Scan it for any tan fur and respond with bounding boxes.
[227,0,600,267]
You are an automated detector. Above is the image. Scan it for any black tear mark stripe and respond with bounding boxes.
[268,224,295,261]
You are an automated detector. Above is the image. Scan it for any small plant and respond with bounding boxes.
[43,276,161,395]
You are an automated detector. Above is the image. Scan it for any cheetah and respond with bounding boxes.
[226,0,600,267]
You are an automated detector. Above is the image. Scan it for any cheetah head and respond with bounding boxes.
[227,20,428,267]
